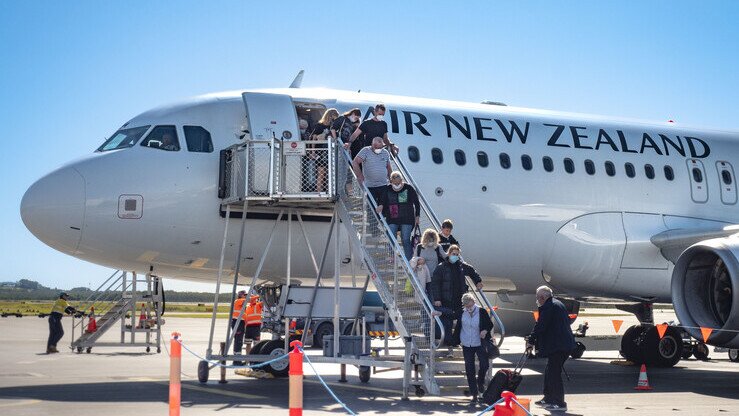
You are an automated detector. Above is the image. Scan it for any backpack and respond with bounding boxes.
[415,244,445,265]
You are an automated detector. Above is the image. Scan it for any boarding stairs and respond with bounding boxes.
[70,270,163,353]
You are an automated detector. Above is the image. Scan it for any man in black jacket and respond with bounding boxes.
[527,286,576,412]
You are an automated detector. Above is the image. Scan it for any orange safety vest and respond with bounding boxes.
[245,299,263,326]
[232,298,247,319]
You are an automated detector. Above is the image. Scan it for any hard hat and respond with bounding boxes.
[59,292,69,298]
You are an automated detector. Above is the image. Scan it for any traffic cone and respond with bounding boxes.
[86,307,97,333]
[634,364,653,390]
[137,303,147,329]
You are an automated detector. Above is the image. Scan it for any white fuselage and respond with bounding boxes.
[21,88,739,303]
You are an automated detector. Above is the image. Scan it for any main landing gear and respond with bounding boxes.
[618,302,682,368]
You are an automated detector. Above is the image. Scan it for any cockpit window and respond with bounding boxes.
[140,125,180,151]
[183,126,214,153]
[96,125,150,152]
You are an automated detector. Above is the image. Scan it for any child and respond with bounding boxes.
[407,256,431,296]
[439,219,460,253]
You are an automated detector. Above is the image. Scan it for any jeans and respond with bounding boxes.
[387,223,414,260]
[462,345,490,397]
[543,350,569,406]
[231,319,245,363]
[47,313,64,348]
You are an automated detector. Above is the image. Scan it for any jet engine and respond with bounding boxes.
[671,237,739,348]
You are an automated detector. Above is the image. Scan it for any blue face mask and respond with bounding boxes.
[449,255,460,264]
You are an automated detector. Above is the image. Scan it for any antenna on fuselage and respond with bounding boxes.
[289,70,304,88]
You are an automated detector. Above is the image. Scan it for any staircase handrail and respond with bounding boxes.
[337,142,445,349]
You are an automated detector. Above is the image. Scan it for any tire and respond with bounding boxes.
[681,345,693,360]
[249,340,270,365]
[643,326,681,367]
[570,341,586,359]
[693,342,710,361]
[197,360,209,383]
[312,322,334,349]
[729,349,739,363]
[620,325,646,364]
[359,366,371,383]
[260,340,290,377]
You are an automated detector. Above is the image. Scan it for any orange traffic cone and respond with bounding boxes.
[86,307,97,333]
[137,303,147,329]
[634,364,653,390]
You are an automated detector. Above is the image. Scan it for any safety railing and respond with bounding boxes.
[70,270,130,338]
[390,153,506,346]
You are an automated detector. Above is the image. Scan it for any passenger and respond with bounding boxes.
[310,108,339,192]
[352,137,391,203]
[298,118,310,140]
[161,133,178,151]
[231,290,248,364]
[243,295,263,353]
[345,103,398,158]
[376,171,420,260]
[414,229,447,277]
[439,219,460,253]
[331,108,361,144]
[431,245,483,347]
[453,293,494,404]
[527,285,576,412]
[47,292,82,353]
[408,256,431,295]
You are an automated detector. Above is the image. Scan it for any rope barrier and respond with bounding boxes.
[177,339,289,370]
[301,348,358,416]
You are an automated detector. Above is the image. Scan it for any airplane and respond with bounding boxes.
[20,75,739,367]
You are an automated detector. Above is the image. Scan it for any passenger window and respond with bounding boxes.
[692,168,703,183]
[584,159,595,175]
[431,148,443,164]
[140,125,180,151]
[454,149,466,166]
[625,163,636,178]
[183,126,213,153]
[477,151,489,167]
[521,155,532,171]
[543,156,554,172]
[722,170,733,185]
[564,158,575,174]
[408,146,420,162]
[645,164,655,179]
[499,153,511,169]
[664,166,674,181]
[605,161,616,177]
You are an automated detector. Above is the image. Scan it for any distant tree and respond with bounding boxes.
[17,279,40,290]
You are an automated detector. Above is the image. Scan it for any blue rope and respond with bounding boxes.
[301,349,358,416]
[177,339,289,370]
[475,398,503,416]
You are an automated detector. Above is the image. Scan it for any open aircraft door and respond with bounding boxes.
[242,92,301,194]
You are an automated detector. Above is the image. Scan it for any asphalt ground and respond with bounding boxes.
[0,310,738,415]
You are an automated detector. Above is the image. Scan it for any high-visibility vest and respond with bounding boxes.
[232,298,247,319]
[51,299,70,315]
[245,301,263,326]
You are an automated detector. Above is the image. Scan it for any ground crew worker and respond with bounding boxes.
[243,295,263,353]
[47,292,81,353]
[231,290,247,364]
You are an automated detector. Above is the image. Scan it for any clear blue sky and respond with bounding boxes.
[2,1,738,291]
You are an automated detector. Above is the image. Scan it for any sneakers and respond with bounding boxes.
[544,403,567,412]
[535,399,549,407]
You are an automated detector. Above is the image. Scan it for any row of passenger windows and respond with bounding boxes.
[97,124,214,153]
[407,146,688,182]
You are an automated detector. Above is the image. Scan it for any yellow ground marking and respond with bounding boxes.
[0,399,41,408]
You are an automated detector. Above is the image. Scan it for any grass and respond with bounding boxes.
[0,300,231,316]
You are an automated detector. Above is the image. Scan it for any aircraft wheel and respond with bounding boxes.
[728,349,739,362]
[197,360,209,383]
[313,322,334,349]
[693,342,710,361]
[620,325,646,363]
[260,340,289,377]
[359,366,371,383]
[249,340,270,364]
[644,326,681,367]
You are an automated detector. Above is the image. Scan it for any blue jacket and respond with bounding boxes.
[529,297,576,357]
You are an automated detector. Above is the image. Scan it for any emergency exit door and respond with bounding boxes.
[242,92,301,194]
[716,161,737,205]
[687,159,708,203]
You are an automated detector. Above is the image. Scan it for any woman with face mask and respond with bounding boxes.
[414,229,447,277]
[331,108,361,145]
[376,171,420,260]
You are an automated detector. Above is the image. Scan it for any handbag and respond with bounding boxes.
[410,225,421,249]
[483,337,500,359]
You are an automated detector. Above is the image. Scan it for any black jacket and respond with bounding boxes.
[529,297,576,357]
[452,306,494,346]
[430,259,482,308]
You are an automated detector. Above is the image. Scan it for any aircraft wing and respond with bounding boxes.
[651,226,739,263]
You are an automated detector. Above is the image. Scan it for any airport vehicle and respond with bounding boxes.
[21,73,739,378]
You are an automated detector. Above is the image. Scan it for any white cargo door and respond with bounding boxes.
[716,161,737,205]
[686,159,708,203]
[242,93,300,194]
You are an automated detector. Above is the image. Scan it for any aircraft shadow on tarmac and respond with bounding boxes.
[0,352,736,415]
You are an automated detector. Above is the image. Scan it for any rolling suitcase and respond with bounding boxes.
[481,351,527,405]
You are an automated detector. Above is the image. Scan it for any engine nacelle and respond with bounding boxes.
[672,237,739,348]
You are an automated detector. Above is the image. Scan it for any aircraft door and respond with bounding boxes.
[686,159,708,203]
[716,161,737,205]
[242,92,300,194]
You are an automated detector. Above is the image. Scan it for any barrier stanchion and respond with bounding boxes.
[169,332,182,416]
[289,340,304,416]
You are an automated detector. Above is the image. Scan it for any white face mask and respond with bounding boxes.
[373,148,383,154]
[375,115,384,122]
[392,183,403,191]
[349,115,358,123]
[425,242,435,248]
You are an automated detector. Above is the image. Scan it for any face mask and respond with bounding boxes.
[392,183,403,191]
[449,255,460,264]
[425,242,435,248]
[349,115,358,123]
[375,115,384,121]
[373,148,383,154]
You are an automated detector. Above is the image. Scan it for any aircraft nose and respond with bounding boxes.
[20,166,86,254]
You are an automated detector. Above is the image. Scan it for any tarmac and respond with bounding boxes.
[0,310,738,415]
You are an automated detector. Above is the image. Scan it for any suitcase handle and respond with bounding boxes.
[513,348,531,374]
